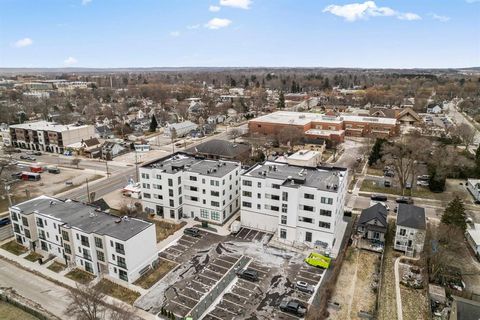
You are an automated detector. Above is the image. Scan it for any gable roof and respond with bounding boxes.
[358,203,388,227]
[397,204,426,229]
[396,108,421,122]
[82,137,100,147]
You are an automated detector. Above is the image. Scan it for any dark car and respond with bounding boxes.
[237,268,259,282]
[395,197,414,204]
[384,170,395,177]
[384,180,392,188]
[183,227,201,237]
[0,217,11,227]
[371,194,387,202]
[279,299,307,317]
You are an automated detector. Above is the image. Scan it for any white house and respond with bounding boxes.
[139,153,241,224]
[9,196,157,283]
[240,161,348,252]
[466,179,480,203]
[394,204,426,256]
[466,223,480,258]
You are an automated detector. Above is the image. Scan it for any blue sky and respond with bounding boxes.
[0,0,479,68]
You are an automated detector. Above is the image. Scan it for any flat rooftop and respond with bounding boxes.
[12,196,152,241]
[10,121,91,132]
[243,161,346,192]
[250,111,397,126]
[142,153,240,178]
[287,150,320,161]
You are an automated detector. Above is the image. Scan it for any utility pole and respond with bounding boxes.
[134,149,139,182]
[85,178,90,203]
[105,160,110,177]
[3,183,12,207]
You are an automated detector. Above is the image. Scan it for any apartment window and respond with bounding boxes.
[168,179,173,187]
[156,174,162,180]
[153,184,162,190]
[281,215,287,225]
[321,197,334,205]
[242,191,252,197]
[11,212,18,221]
[169,199,174,207]
[211,201,220,207]
[64,244,71,254]
[83,248,92,261]
[200,209,209,219]
[320,209,332,217]
[282,203,288,213]
[117,256,127,269]
[211,191,220,197]
[143,193,151,199]
[190,196,198,202]
[178,177,181,184]
[299,216,314,224]
[36,218,44,228]
[202,178,205,184]
[305,232,312,242]
[257,182,261,188]
[154,194,163,200]
[24,229,31,239]
[257,193,261,199]
[399,228,406,236]
[170,210,175,219]
[242,201,252,208]
[190,186,198,192]
[21,217,28,227]
[272,184,280,189]
[141,173,149,179]
[319,222,331,229]
[119,269,128,281]
[257,204,261,209]
[211,211,220,221]
[190,176,197,181]
[142,183,150,189]
[62,230,69,241]
[41,241,48,251]
[280,229,287,239]
[282,192,288,201]
[84,261,93,274]
[304,193,314,200]
[94,237,103,249]
[115,243,125,255]
[13,223,20,233]
[303,205,314,212]
[97,250,105,262]
[243,180,252,186]
[168,189,174,197]
[80,235,89,247]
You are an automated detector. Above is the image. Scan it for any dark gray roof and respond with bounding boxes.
[397,204,426,229]
[244,161,347,192]
[185,139,251,158]
[142,153,239,178]
[12,196,152,241]
[453,295,480,320]
[358,203,388,227]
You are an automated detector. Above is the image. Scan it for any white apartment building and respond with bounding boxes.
[240,161,348,251]
[9,121,96,154]
[139,153,241,224]
[9,196,157,283]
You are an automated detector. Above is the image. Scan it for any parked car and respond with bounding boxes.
[417,180,429,187]
[384,171,395,177]
[384,180,391,188]
[395,197,413,204]
[0,217,11,227]
[279,299,307,317]
[183,227,201,238]
[417,175,430,181]
[295,281,314,294]
[405,183,412,189]
[20,155,36,161]
[371,194,387,202]
[46,166,60,174]
[236,268,258,282]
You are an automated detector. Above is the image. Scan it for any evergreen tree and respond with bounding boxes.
[149,115,158,132]
[368,138,386,166]
[442,196,467,231]
[277,91,285,109]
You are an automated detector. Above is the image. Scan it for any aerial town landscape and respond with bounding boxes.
[0,1,479,320]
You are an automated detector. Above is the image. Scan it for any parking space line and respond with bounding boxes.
[215,306,239,316]
[180,237,196,244]
[198,273,220,283]
[299,268,323,277]
[191,279,209,288]
[182,287,204,297]
[226,290,252,300]
[205,313,223,320]
[182,235,200,242]
[167,247,183,254]
[276,310,301,319]
[222,297,246,308]
[169,300,192,311]
[177,292,199,304]
[246,266,268,275]
[209,263,230,271]
[215,257,236,266]
[295,275,319,284]
[205,267,226,277]
[243,228,253,239]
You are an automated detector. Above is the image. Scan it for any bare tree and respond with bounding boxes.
[276,126,304,150]
[454,123,476,150]
[71,158,81,169]
[228,128,242,143]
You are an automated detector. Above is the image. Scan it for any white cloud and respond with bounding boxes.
[209,5,221,12]
[429,13,450,22]
[323,1,420,22]
[81,0,92,5]
[205,18,232,29]
[13,38,33,48]
[64,57,78,66]
[219,0,252,10]
[187,24,201,29]
[170,31,181,37]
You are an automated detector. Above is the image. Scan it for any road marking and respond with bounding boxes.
[169,300,192,311]
[243,228,254,240]
[214,306,239,316]
[191,279,209,288]
[222,297,246,308]
[295,275,318,284]
[215,257,236,266]
[205,267,226,277]
[205,313,223,320]
[177,292,199,304]
[198,273,220,283]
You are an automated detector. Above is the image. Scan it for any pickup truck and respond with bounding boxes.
[279,299,307,317]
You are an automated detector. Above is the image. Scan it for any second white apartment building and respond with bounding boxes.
[139,153,241,224]
[9,196,157,283]
[240,161,348,251]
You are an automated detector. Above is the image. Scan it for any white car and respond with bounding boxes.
[417,180,429,186]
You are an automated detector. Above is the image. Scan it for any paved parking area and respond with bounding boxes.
[233,227,272,243]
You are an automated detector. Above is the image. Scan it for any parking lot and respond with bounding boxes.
[136,227,326,320]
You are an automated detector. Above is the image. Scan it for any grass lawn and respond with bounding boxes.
[0,301,39,320]
[47,261,66,273]
[24,252,43,262]
[1,240,28,256]
[133,258,178,289]
[360,179,443,200]
[149,219,187,243]
[400,284,429,320]
[65,268,95,284]
[95,279,140,305]
[367,167,384,176]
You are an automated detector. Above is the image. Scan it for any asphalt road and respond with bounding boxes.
[0,258,73,319]
[445,99,480,146]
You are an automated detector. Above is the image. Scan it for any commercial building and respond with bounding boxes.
[9,121,96,154]
[9,196,157,283]
[164,121,198,138]
[240,161,348,252]
[139,153,241,224]
[248,111,399,143]
[185,139,252,162]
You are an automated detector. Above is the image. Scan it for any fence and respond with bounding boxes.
[0,291,59,320]
[188,255,251,319]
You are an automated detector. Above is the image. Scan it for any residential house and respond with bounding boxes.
[101,142,127,160]
[164,121,198,138]
[81,137,102,158]
[466,179,480,203]
[95,125,114,139]
[357,203,388,242]
[466,223,480,258]
[427,105,443,114]
[394,204,426,256]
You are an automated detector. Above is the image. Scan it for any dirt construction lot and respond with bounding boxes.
[135,227,327,320]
